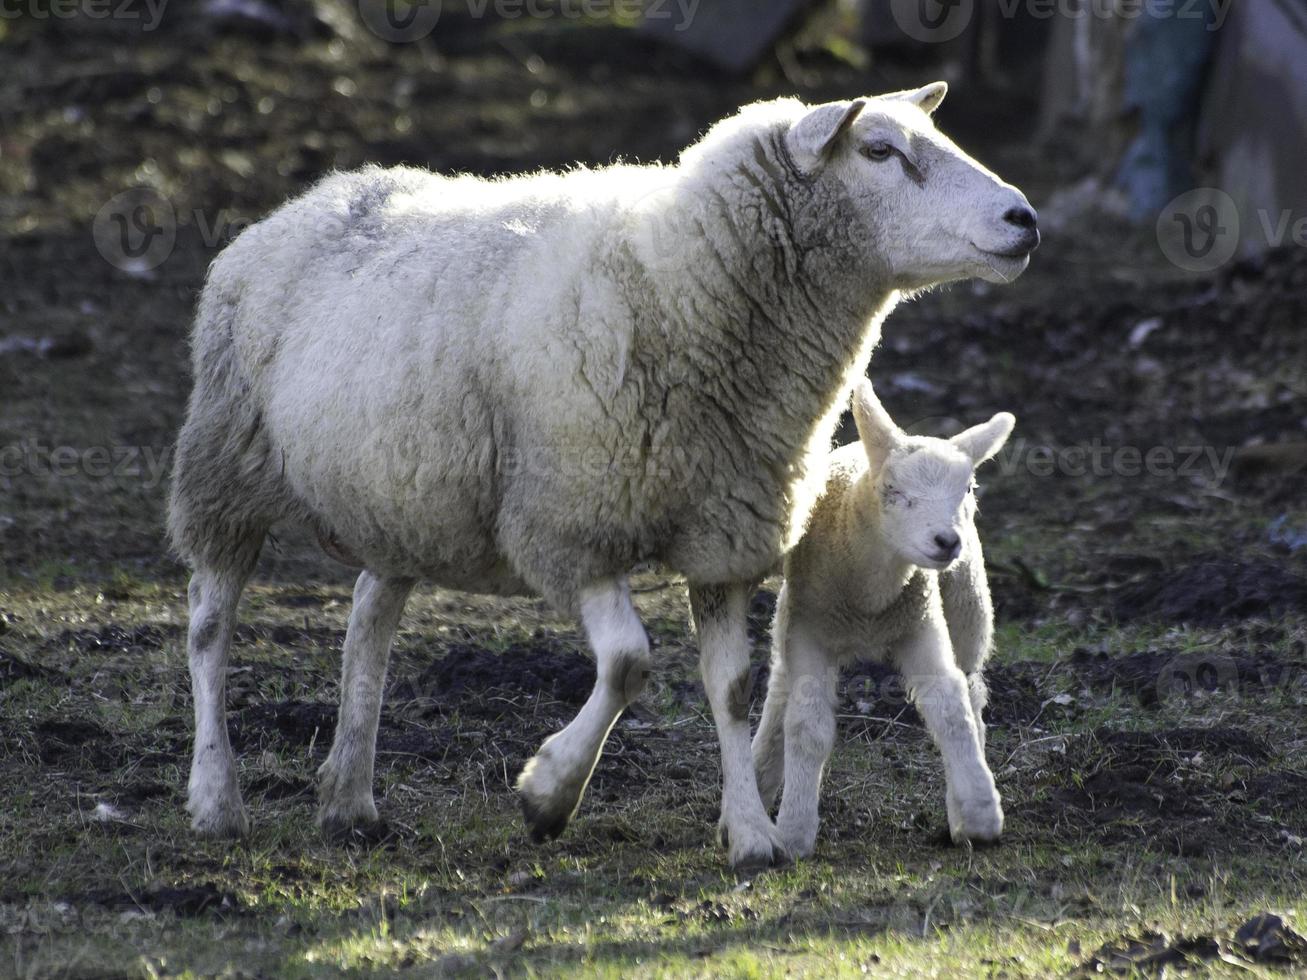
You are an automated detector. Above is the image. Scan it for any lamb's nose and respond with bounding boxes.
[1003,205,1040,252]
[933,532,961,560]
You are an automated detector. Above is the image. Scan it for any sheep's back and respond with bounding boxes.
[187,164,663,587]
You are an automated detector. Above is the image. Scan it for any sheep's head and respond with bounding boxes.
[784,83,1039,290]
[851,379,1014,571]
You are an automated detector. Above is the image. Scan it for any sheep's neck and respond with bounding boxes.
[657,160,897,468]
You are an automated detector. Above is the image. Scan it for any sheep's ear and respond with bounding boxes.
[785,99,866,173]
[883,81,948,117]
[851,379,901,476]
[952,412,1015,466]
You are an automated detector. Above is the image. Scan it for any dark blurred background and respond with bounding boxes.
[2,0,1304,248]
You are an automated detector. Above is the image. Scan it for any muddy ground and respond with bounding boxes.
[2,3,1307,976]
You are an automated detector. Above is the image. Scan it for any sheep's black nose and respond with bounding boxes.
[933,532,961,560]
[1003,205,1040,252]
[1003,205,1037,229]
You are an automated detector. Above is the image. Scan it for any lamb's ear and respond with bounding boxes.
[785,99,866,173]
[851,379,901,476]
[883,81,948,117]
[952,412,1015,466]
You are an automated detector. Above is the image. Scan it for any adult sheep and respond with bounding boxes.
[169,82,1038,869]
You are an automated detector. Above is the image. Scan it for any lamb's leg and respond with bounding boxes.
[691,582,788,869]
[517,578,651,842]
[752,585,792,811]
[774,627,837,858]
[186,554,259,837]
[317,571,414,834]
[940,529,994,750]
[752,657,788,811]
[967,673,989,753]
[895,619,1003,845]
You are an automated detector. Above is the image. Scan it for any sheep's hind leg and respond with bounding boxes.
[692,582,789,870]
[317,571,414,836]
[186,544,261,837]
[517,579,651,842]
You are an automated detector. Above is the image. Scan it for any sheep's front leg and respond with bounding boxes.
[317,571,414,834]
[518,578,651,841]
[691,582,788,870]
[773,627,837,858]
[895,619,1002,845]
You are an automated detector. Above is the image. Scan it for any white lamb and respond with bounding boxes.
[167,82,1038,868]
[752,380,1014,857]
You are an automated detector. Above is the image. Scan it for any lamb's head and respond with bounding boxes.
[851,380,1014,571]
[784,83,1039,289]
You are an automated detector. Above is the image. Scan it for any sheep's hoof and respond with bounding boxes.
[321,815,393,846]
[516,751,584,843]
[719,814,791,871]
[776,827,818,861]
[731,843,791,873]
[188,801,250,839]
[519,792,573,843]
[317,794,381,836]
[316,756,383,832]
[947,794,1004,846]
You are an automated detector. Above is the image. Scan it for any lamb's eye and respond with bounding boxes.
[862,142,893,162]
[883,486,911,507]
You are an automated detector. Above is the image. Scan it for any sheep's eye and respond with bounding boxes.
[862,142,894,162]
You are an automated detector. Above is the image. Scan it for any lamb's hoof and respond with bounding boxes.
[518,790,573,844]
[719,814,791,871]
[947,794,1004,847]
[188,799,250,839]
